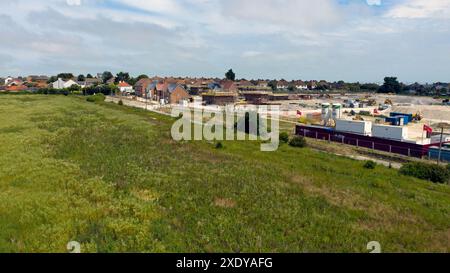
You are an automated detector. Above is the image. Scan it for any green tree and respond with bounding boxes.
[57,73,74,80]
[86,74,93,78]
[268,80,278,91]
[102,71,114,84]
[129,74,149,86]
[77,74,85,82]
[225,69,236,81]
[115,72,130,84]
[378,77,402,93]
[360,83,380,92]
[47,76,57,84]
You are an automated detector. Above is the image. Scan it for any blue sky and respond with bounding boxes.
[1,0,450,83]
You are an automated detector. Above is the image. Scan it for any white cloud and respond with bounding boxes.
[242,51,263,58]
[220,0,343,30]
[66,0,81,6]
[0,0,449,82]
[118,0,181,14]
[386,0,450,19]
[366,0,381,6]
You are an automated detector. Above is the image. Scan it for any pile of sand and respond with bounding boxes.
[390,105,450,122]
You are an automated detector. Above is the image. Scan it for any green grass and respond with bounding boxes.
[0,95,449,253]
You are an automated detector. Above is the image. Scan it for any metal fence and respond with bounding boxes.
[296,126,430,159]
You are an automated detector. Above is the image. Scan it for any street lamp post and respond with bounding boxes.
[438,127,444,164]
[145,89,148,111]
[434,123,450,165]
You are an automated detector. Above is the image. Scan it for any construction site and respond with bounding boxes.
[289,94,450,162]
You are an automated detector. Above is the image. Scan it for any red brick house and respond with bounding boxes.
[134,78,153,97]
[168,85,190,104]
[148,82,190,104]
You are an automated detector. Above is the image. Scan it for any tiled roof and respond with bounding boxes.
[6,85,28,91]
[118,81,131,87]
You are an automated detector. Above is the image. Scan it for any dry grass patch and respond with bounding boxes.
[214,198,236,208]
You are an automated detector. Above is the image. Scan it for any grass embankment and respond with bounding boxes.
[0,95,449,253]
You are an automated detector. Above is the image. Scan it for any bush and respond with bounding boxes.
[118,100,124,106]
[215,142,224,149]
[289,136,307,148]
[87,93,106,103]
[363,161,377,169]
[399,162,450,184]
[84,84,119,96]
[279,132,289,143]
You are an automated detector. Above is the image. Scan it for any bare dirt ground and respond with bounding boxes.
[391,105,450,122]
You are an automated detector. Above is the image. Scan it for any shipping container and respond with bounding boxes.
[390,112,413,123]
[386,116,406,126]
[335,119,372,135]
[372,124,408,141]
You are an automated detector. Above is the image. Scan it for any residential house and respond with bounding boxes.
[276,80,289,90]
[134,78,153,97]
[4,77,14,85]
[52,78,79,89]
[220,80,238,93]
[6,85,28,92]
[307,80,317,90]
[149,82,190,104]
[83,78,101,87]
[237,80,253,87]
[155,82,169,102]
[118,81,133,94]
[257,80,269,88]
[168,84,190,104]
[106,77,116,85]
[293,80,308,90]
[7,78,24,87]
[27,75,49,88]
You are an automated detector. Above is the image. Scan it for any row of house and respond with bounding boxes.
[131,77,317,105]
[0,76,35,92]
[0,75,104,92]
[134,78,190,105]
[0,74,320,106]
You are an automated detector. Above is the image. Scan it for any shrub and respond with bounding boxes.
[279,132,289,143]
[363,160,377,169]
[118,100,124,106]
[87,93,106,103]
[215,142,224,149]
[289,136,307,148]
[399,162,450,184]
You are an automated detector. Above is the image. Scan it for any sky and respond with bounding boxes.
[0,0,449,83]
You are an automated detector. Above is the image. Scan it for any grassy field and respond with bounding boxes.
[0,95,449,253]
